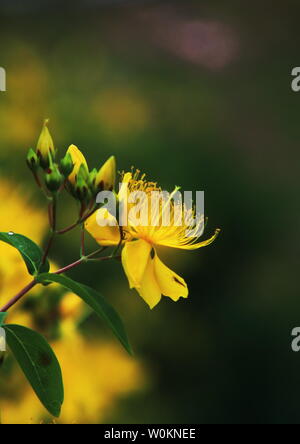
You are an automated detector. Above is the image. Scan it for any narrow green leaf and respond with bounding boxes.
[0,232,49,275]
[4,324,64,417]
[37,273,132,355]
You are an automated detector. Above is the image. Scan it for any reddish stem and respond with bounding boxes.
[54,258,84,275]
[0,280,37,312]
[0,253,114,313]
[56,207,97,235]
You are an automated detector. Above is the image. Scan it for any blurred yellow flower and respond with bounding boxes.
[0,46,48,148]
[2,293,145,424]
[2,337,144,424]
[0,179,47,305]
[92,88,150,136]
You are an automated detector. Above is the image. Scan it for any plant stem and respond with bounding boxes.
[0,249,115,313]
[80,224,85,257]
[54,258,85,275]
[56,206,97,235]
[41,233,55,265]
[32,170,42,189]
[42,196,57,265]
[56,221,79,235]
[0,280,37,312]
[85,247,107,259]
[52,195,57,232]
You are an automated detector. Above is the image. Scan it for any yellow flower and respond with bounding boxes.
[2,294,145,424]
[0,179,47,305]
[85,171,220,309]
[1,334,145,424]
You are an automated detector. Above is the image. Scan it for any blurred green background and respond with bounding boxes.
[0,0,299,424]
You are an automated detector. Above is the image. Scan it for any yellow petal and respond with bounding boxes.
[36,119,55,160]
[121,239,151,289]
[158,229,221,250]
[136,255,161,309]
[153,253,188,301]
[85,209,120,247]
[118,172,132,203]
[67,144,88,185]
[96,156,116,190]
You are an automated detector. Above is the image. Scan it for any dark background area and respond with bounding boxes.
[0,0,299,424]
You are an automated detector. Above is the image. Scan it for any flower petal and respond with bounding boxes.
[118,172,132,203]
[153,253,188,301]
[158,229,220,250]
[136,255,161,309]
[96,156,116,190]
[121,239,151,289]
[67,144,88,184]
[85,209,120,247]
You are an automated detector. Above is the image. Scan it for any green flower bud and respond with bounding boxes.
[77,163,89,181]
[75,175,90,202]
[26,148,39,171]
[60,152,74,177]
[45,164,63,192]
[36,119,55,169]
[88,168,98,192]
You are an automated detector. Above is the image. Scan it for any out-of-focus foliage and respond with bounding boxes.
[0,180,47,304]
[0,0,299,424]
[0,180,145,424]
[2,294,144,424]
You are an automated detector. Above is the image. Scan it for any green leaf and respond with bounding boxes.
[0,312,7,326]
[0,232,49,276]
[37,273,132,355]
[4,324,64,417]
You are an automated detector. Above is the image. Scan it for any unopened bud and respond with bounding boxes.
[88,168,98,192]
[60,152,74,177]
[45,164,63,192]
[67,144,89,185]
[75,175,90,201]
[26,148,39,171]
[36,119,56,169]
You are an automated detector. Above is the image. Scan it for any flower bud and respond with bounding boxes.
[95,156,116,191]
[45,164,63,192]
[26,148,39,171]
[36,119,55,169]
[75,174,90,202]
[88,168,98,192]
[67,145,89,185]
[60,152,74,177]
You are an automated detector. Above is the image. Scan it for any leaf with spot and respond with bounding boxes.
[0,232,49,275]
[36,273,132,355]
[4,324,64,417]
